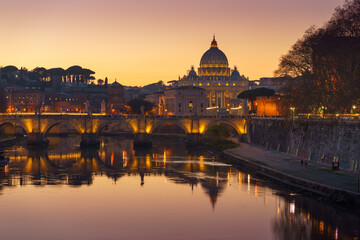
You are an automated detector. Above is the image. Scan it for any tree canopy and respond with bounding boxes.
[127,99,154,114]
[275,0,360,113]
[1,65,18,73]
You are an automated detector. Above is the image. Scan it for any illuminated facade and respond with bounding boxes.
[164,86,207,116]
[178,36,249,115]
[107,81,125,114]
[6,91,45,113]
[255,96,285,117]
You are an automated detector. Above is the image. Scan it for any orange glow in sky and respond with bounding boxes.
[0,0,344,86]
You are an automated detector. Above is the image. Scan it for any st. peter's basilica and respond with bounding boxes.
[177,36,249,115]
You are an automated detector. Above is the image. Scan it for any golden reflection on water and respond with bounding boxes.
[0,137,357,240]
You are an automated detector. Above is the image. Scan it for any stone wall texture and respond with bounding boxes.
[248,118,360,172]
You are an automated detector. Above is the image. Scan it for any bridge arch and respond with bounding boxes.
[150,120,189,135]
[202,119,246,136]
[43,120,83,135]
[96,120,136,135]
[0,120,29,134]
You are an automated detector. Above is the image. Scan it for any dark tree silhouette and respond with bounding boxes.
[275,0,360,113]
[66,66,95,83]
[1,65,18,73]
[127,99,154,114]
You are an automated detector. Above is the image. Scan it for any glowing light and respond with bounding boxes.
[199,125,205,134]
[163,149,166,166]
[122,150,128,167]
[289,201,295,215]
[335,227,338,240]
[319,221,324,233]
[146,154,151,169]
[199,155,205,172]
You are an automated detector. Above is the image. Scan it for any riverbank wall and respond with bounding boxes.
[248,118,360,173]
[223,150,360,203]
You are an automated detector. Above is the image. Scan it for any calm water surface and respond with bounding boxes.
[0,136,358,240]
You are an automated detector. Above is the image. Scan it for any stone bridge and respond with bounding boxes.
[0,113,247,147]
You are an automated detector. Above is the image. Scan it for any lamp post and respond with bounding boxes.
[290,107,295,118]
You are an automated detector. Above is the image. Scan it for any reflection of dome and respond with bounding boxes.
[198,36,230,77]
[231,66,241,80]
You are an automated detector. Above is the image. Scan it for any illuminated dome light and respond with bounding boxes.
[198,35,230,77]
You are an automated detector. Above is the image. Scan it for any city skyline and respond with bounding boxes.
[1,0,344,86]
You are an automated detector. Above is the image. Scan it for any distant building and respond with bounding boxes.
[43,93,84,113]
[145,92,165,116]
[250,77,290,92]
[6,90,45,112]
[141,81,167,95]
[177,36,249,116]
[163,86,207,116]
[107,81,125,114]
[124,87,141,103]
[255,96,285,117]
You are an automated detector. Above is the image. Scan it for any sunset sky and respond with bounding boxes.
[0,0,344,86]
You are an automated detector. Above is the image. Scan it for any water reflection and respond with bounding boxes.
[1,137,232,207]
[0,136,358,240]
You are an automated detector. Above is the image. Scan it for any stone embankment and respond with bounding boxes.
[248,117,360,173]
[224,143,360,203]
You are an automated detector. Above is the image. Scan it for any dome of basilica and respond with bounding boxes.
[198,36,230,77]
[188,66,197,77]
[199,36,228,68]
[231,66,241,80]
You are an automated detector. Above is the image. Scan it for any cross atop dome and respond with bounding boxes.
[211,35,218,48]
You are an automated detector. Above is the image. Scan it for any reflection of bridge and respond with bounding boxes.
[0,113,246,147]
[1,141,232,208]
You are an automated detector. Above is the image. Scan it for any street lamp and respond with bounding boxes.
[352,105,356,114]
[290,107,295,117]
